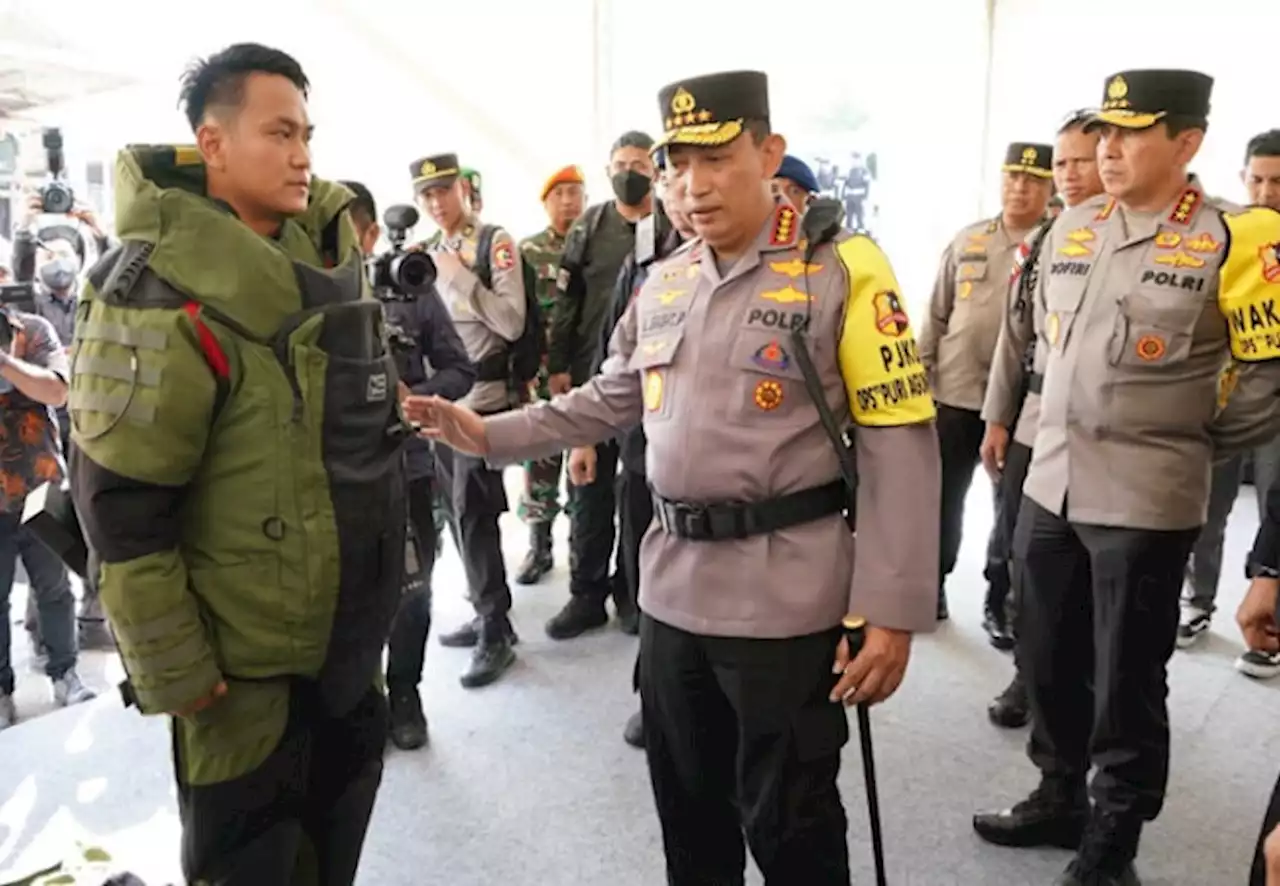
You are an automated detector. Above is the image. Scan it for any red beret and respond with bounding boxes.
[541,165,585,201]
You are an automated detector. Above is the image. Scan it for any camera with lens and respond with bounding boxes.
[368,205,436,354]
[0,283,37,353]
[368,204,436,304]
[37,128,75,215]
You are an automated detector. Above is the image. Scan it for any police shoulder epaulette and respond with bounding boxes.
[1168,186,1203,226]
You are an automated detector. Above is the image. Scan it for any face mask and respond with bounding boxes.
[611,171,652,207]
[39,257,78,293]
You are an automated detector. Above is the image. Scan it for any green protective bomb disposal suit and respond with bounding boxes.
[67,145,409,884]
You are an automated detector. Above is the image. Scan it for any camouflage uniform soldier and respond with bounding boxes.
[513,166,586,584]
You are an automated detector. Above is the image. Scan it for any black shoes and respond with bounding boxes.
[937,590,949,622]
[1054,811,1142,885]
[388,687,429,751]
[546,596,609,640]
[988,672,1030,728]
[973,779,1089,849]
[515,524,554,585]
[439,617,520,649]
[460,636,516,689]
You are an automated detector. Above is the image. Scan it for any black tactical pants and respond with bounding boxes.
[176,684,388,886]
[386,475,440,692]
[985,440,1035,612]
[1016,499,1198,821]
[1250,771,1280,885]
[639,616,850,885]
[568,439,620,601]
[936,403,994,586]
[617,466,652,616]
[435,446,512,636]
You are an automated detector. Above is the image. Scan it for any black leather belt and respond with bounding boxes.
[1028,371,1044,394]
[653,480,847,541]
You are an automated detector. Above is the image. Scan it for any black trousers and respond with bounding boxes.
[617,466,652,617]
[1016,499,1198,821]
[386,475,440,692]
[639,616,850,885]
[1250,772,1280,885]
[176,684,388,886]
[985,441,1035,610]
[936,404,993,585]
[568,439,620,601]
[435,446,512,635]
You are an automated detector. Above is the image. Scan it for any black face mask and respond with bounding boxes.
[611,171,652,207]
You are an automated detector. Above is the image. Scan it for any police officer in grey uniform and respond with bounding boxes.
[980,112,1106,726]
[407,69,940,885]
[973,70,1280,886]
[411,153,525,688]
[919,143,1054,625]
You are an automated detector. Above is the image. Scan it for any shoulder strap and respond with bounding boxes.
[474,224,498,290]
[181,302,232,420]
[791,220,859,520]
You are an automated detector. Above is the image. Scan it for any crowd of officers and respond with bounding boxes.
[12,36,1280,886]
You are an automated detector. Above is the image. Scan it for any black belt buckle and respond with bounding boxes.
[669,501,711,540]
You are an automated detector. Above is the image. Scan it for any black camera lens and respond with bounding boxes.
[392,251,436,293]
[41,182,75,215]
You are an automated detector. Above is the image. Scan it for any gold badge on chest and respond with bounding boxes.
[644,370,664,411]
[1045,312,1060,347]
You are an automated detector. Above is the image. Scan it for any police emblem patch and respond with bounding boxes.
[754,379,784,411]
[493,241,516,272]
[1154,232,1182,249]
[753,340,790,371]
[1135,334,1166,361]
[1186,233,1222,253]
[957,281,974,300]
[1261,242,1280,283]
[644,370,664,411]
[872,290,909,337]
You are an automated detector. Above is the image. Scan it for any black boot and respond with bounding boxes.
[388,687,429,750]
[460,620,517,689]
[515,524,554,585]
[623,709,644,748]
[439,616,519,649]
[937,588,949,622]
[973,777,1090,849]
[1055,811,1142,886]
[987,672,1030,728]
[546,596,609,640]
[612,572,639,635]
[983,581,1015,651]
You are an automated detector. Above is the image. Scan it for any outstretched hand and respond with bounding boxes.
[403,395,490,455]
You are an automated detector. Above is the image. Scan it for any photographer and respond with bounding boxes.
[339,180,475,751]
[0,305,96,731]
[10,194,115,654]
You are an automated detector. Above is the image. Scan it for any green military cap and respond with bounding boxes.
[1002,142,1053,178]
[409,153,460,192]
[1089,69,1214,130]
[460,167,481,190]
[654,70,769,151]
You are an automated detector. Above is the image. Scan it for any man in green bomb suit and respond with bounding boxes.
[66,44,409,885]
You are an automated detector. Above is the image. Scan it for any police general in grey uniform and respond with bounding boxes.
[407,69,940,886]
[919,142,1053,625]
[974,70,1280,886]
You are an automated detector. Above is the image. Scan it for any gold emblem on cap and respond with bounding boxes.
[1022,147,1037,164]
[1108,75,1128,100]
[420,160,437,176]
[670,87,696,115]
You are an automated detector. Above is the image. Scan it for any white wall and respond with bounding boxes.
[985,0,1278,211]
[26,0,992,312]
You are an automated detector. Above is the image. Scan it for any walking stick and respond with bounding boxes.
[844,617,888,886]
